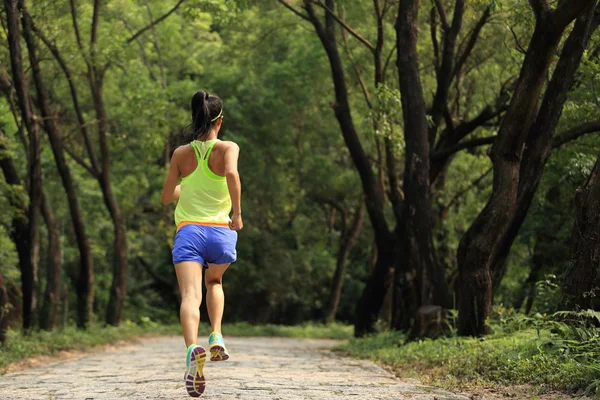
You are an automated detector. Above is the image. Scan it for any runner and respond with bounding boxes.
[162,90,242,397]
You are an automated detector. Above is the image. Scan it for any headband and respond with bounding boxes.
[211,109,223,122]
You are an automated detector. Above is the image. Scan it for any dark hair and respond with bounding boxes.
[182,90,223,144]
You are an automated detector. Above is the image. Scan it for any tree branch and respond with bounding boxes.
[529,0,551,20]
[440,167,492,217]
[137,256,173,290]
[91,0,101,47]
[454,7,491,78]
[276,0,311,21]
[120,17,158,82]
[431,136,496,161]
[69,0,86,59]
[430,6,440,72]
[434,0,449,30]
[125,0,187,44]
[552,120,600,148]
[382,45,396,76]
[341,20,372,109]
[64,146,98,177]
[312,0,376,52]
[509,25,528,54]
[29,16,101,176]
[446,103,507,145]
[553,0,597,31]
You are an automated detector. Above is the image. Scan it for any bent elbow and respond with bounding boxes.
[161,195,170,205]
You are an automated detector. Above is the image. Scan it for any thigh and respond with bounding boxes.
[174,261,203,298]
[205,263,230,284]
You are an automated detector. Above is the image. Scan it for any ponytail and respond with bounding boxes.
[182,90,224,144]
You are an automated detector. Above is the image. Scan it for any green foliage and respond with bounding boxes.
[0,322,179,373]
[340,310,600,395]
[202,321,353,340]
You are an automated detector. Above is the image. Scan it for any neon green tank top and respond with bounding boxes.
[174,140,231,227]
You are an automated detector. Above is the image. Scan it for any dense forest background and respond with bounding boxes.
[0,0,599,342]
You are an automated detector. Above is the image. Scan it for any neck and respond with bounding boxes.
[199,130,218,141]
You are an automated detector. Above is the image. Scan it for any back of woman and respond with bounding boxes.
[161,90,242,398]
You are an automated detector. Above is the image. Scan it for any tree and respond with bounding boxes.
[21,6,95,329]
[561,153,600,310]
[30,0,186,326]
[393,0,452,334]
[324,199,365,323]
[0,268,8,345]
[489,3,600,290]
[456,0,597,336]
[3,0,42,330]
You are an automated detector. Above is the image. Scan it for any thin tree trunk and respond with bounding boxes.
[83,0,128,326]
[297,0,394,337]
[90,78,128,326]
[456,2,593,336]
[4,0,41,331]
[393,0,452,336]
[561,153,600,310]
[325,200,365,323]
[0,270,8,346]
[512,186,562,313]
[39,194,62,331]
[21,9,95,329]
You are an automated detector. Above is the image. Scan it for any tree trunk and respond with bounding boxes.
[0,270,8,346]
[355,237,396,335]
[325,200,365,323]
[0,130,31,331]
[4,0,41,331]
[21,9,95,329]
[513,186,563,313]
[89,79,128,326]
[489,4,599,289]
[561,154,600,310]
[456,3,592,336]
[39,194,62,331]
[392,0,452,336]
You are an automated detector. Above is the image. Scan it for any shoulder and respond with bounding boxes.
[171,144,193,162]
[173,144,193,156]
[218,140,239,152]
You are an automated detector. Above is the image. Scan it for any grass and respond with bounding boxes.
[337,325,600,397]
[210,321,352,340]
[0,321,179,373]
[0,320,351,373]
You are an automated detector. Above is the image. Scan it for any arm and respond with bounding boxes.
[161,150,181,205]
[223,142,243,230]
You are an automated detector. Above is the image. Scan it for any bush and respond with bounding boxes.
[338,309,600,396]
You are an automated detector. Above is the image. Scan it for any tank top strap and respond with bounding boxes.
[201,140,225,181]
[190,141,202,161]
[204,140,218,161]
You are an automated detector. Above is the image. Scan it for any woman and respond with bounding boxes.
[162,90,242,398]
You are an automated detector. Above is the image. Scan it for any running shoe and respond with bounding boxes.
[184,344,206,397]
[208,332,230,361]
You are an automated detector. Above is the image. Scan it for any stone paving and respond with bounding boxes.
[0,336,469,400]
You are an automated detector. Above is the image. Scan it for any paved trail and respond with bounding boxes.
[0,336,468,400]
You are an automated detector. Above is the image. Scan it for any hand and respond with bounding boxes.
[229,213,243,231]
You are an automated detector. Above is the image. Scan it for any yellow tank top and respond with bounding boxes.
[174,140,231,229]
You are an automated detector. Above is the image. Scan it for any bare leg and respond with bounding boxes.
[174,261,203,348]
[205,263,230,334]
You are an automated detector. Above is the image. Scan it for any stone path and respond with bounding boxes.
[0,336,469,400]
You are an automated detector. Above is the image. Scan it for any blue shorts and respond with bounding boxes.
[172,224,238,268]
